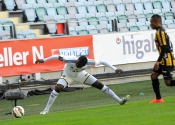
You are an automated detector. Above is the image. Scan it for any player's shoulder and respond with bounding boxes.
[158,26,165,32]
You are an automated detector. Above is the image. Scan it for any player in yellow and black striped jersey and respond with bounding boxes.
[149,14,175,104]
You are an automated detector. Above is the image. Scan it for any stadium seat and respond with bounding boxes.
[136,21,145,26]
[75,26,89,35]
[144,1,153,10]
[96,25,109,33]
[171,1,175,8]
[1,18,14,32]
[141,0,150,2]
[103,0,113,5]
[57,0,67,3]
[137,14,146,22]
[125,3,135,11]
[145,13,154,21]
[33,4,47,21]
[2,0,16,10]
[86,13,99,25]
[75,14,88,26]
[117,23,127,29]
[113,0,123,4]
[68,0,77,2]
[14,0,26,10]
[117,14,128,23]
[47,0,58,3]
[161,9,171,13]
[86,25,99,34]
[129,25,139,31]
[139,25,148,30]
[94,1,107,13]
[54,15,66,23]
[127,22,136,27]
[115,3,126,11]
[44,3,57,17]
[105,2,116,12]
[161,1,171,9]
[106,24,112,32]
[23,29,36,38]
[16,30,25,39]
[74,2,88,14]
[0,30,11,40]
[77,0,87,2]
[88,0,96,2]
[132,0,141,3]
[37,0,47,4]
[65,14,78,27]
[96,13,109,25]
[128,14,137,22]
[105,12,116,20]
[43,16,57,34]
[26,0,37,4]
[85,2,97,13]
[115,11,125,16]
[122,0,132,4]
[22,4,37,22]
[164,12,174,21]
[143,10,152,14]
[120,26,129,32]
[65,2,78,15]
[69,27,78,35]
[152,1,162,9]
[134,2,144,11]
[54,3,68,16]
[152,9,161,14]
[125,11,134,16]
[164,20,174,25]
[167,23,175,29]
[134,10,143,15]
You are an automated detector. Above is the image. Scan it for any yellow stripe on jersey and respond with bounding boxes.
[166,53,172,66]
[156,31,163,46]
[161,31,167,45]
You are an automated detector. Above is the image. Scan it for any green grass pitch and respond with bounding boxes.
[1,79,175,125]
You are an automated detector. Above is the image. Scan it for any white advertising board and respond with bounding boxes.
[93,29,175,65]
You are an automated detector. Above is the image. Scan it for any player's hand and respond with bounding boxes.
[154,62,159,70]
[35,59,44,64]
[115,69,124,74]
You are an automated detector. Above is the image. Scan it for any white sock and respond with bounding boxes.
[101,85,121,103]
[44,90,59,111]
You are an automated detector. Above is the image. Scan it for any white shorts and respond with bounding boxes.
[57,70,97,88]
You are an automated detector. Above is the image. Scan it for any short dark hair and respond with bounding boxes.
[78,56,88,66]
[151,14,162,23]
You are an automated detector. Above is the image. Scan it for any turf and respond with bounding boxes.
[1,79,175,125]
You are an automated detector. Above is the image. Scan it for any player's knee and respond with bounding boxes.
[164,80,171,86]
[55,84,64,93]
[151,73,157,79]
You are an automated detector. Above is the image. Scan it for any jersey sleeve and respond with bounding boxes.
[60,55,77,63]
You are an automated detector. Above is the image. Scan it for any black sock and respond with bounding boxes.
[152,79,161,99]
[170,80,175,86]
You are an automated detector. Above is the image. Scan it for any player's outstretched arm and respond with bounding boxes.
[115,69,123,74]
[101,61,123,74]
[35,55,60,64]
[35,59,44,64]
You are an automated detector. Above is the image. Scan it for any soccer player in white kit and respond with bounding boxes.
[35,55,130,114]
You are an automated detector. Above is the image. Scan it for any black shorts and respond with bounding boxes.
[152,64,174,80]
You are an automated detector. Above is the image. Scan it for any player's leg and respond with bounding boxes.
[40,79,67,114]
[149,65,162,103]
[84,75,130,105]
[163,66,175,86]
